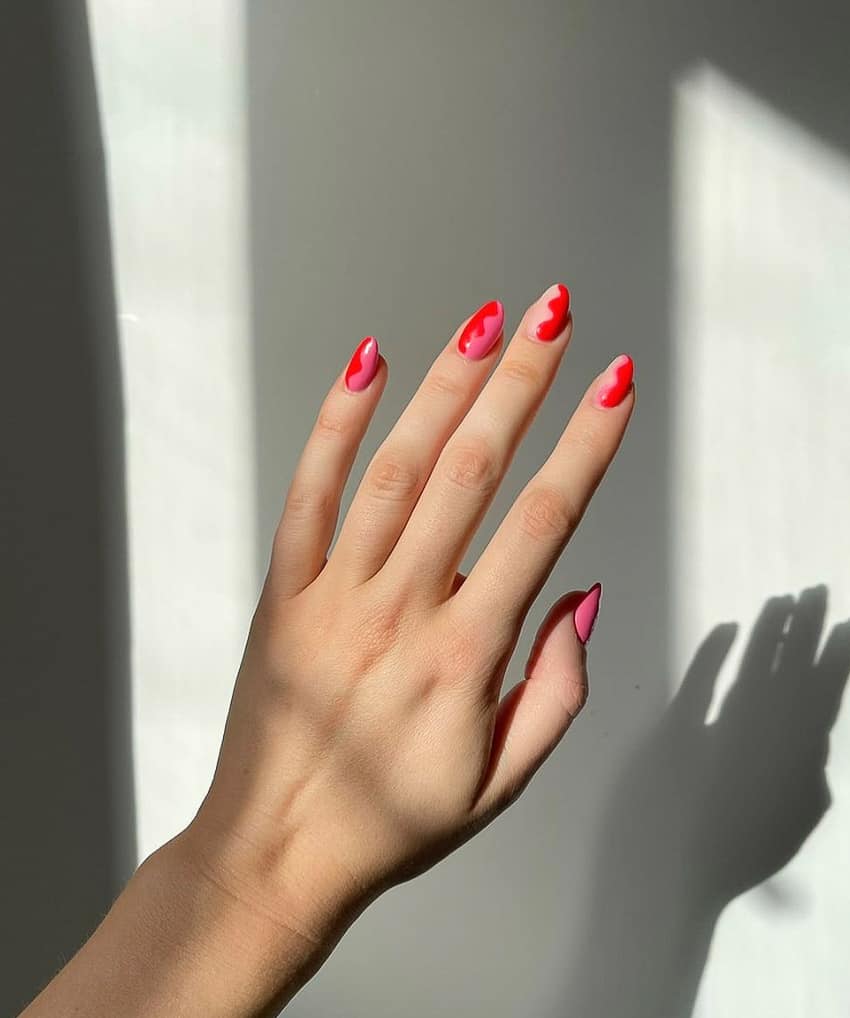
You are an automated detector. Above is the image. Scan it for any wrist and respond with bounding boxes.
[128,825,352,1017]
[180,803,375,945]
[21,823,345,1018]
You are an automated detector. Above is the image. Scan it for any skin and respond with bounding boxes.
[20,285,634,1017]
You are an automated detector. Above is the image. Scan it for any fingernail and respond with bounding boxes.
[457,300,504,360]
[595,354,634,408]
[345,336,379,392]
[527,283,571,342]
[574,582,602,645]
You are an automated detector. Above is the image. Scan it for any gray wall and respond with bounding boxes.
[0,4,136,1015]
[246,2,850,1016]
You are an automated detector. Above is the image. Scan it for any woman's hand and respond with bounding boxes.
[188,285,634,947]
[21,284,634,1018]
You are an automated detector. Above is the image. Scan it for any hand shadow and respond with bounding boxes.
[560,586,850,1018]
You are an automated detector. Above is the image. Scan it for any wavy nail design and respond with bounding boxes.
[529,283,571,342]
[595,354,634,408]
[457,300,504,360]
[574,582,602,645]
[345,336,379,392]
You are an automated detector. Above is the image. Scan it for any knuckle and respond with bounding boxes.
[442,439,500,496]
[440,607,509,680]
[446,624,482,672]
[566,676,589,718]
[500,356,544,390]
[517,484,577,541]
[423,370,465,402]
[284,483,334,523]
[366,450,420,502]
[346,604,403,675]
[314,408,347,440]
[439,623,487,681]
[555,667,589,721]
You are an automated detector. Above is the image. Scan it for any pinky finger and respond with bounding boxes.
[268,337,387,599]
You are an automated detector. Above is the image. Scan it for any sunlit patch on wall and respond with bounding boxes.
[87,0,256,860]
[672,64,850,1016]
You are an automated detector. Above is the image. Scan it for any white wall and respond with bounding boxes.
[87,0,257,858]
[673,66,850,1017]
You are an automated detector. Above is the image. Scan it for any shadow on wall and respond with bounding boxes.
[561,586,850,1018]
[0,3,135,1014]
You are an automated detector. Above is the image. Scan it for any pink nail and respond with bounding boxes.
[574,582,602,645]
[345,336,379,392]
[526,283,571,342]
[457,300,504,360]
[595,355,634,408]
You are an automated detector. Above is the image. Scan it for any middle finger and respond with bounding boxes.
[383,283,573,597]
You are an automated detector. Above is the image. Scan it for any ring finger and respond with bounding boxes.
[458,353,635,629]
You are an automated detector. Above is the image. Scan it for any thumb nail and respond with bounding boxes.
[574,582,602,645]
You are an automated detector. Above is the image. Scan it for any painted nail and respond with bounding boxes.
[595,354,634,408]
[527,283,571,342]
[574,582,602,645]
[345,336,379,392]
[457,300,504,360]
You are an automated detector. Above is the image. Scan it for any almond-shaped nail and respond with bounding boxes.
[457,300,504,360]
[527,283,571,342]
[574,582,602,645]
[345,336,379,392]
[595,355,634,408]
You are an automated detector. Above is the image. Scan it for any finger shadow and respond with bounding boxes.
[558,586,850,1018]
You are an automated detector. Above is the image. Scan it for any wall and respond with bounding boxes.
[245,3,850,1016]
[3,1,849,1015]
[0,5,135,1015]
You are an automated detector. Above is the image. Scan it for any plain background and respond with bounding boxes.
[3,1,850,1015]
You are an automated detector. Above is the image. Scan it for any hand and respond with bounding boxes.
[20,286,635,1018]
[188,286,633,943]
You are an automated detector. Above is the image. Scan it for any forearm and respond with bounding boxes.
[19,824,357,1018]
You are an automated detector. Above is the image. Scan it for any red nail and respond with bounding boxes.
[534,283,571,342]
[574,582,602,645]
[345,336,379,392]
[595,355,634,408]
[457,300,504,360]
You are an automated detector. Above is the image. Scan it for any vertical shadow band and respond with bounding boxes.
[0,3,136,1013]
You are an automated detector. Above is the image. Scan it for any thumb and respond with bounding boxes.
[474,584,602,818]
